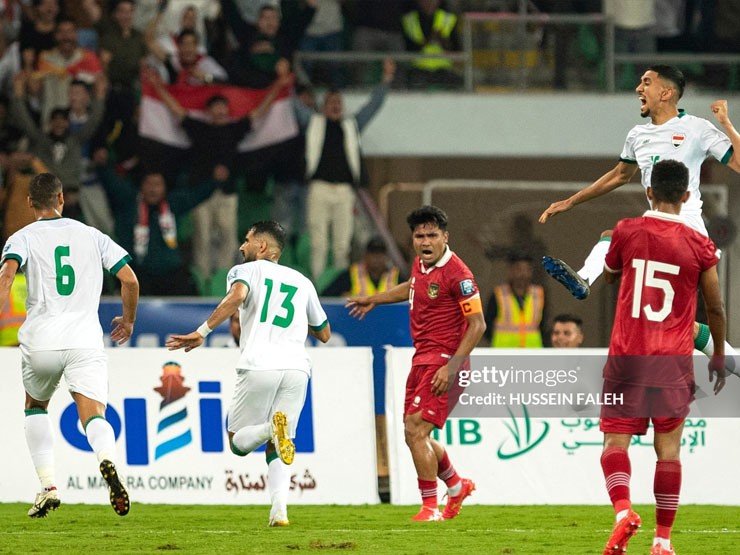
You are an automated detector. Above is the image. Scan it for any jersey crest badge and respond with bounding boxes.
[672,134,685,148]
[427,283,440,299]
[459,279,475,296]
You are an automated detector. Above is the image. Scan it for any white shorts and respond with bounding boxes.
[21,347,109,405]
[227,369,308,436]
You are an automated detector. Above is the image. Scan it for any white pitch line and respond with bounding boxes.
[3,528,739,536]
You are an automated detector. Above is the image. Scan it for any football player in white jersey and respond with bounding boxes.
[0,173,139,518]
[166,221,330,527]
[538,64,740,374]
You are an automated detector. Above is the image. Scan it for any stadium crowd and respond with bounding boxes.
[0,0,738,300]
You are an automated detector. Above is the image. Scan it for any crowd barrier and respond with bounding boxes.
[385,347,740,505]
[0,347,378,505]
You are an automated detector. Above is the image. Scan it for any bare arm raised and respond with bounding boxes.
[539,161,639,223]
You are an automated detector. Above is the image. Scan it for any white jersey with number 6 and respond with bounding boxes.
[227,259,328,374]
[1,217,130,351]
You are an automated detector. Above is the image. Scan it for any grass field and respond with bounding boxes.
[1,503,738,554]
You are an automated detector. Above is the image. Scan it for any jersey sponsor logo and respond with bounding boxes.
[427,283,440,299]
[459,279,474,296]
[672,134,685,148]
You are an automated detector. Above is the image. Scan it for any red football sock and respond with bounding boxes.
[437,451,461,489]
[654,459,681,539]
[417,478,438,508]
[601,446,632,514]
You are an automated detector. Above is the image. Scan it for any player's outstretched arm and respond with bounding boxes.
[700,265,726,394]
[166,282,248,352]
[711,100,740,173]
[111,264,139,345]
[346,281,410,320]
[538,162,637,223]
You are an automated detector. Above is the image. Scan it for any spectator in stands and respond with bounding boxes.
[144,65,292,287]
[401,0,462,89]
[11,70,106,222]
[323,236,404,297]
[146,25,227,85]
[271,82,315,256]
[62,0,104,50]
[603,0,657,89]
[36,17,103,122]
[18,0,59,70]
[95,150,219,296]
[221,0,316,89]
[0,30,21,99]
[484,251,546,348]
[154,3,207,57]
[293,58,395,282]
[299,0,344,86]
[68,79,113,235]
[95,0,147,168]
[1,152,46,244]
[150,0,220,50]
[550,313,584,348]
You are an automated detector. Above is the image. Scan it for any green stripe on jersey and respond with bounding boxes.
[310,320,329,332]
[109,254,132,276]
[2,253,23,265]
[619,158,637,164]
[24,408,48,416]
[721,146,733,165]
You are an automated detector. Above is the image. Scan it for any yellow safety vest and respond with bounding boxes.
[401,10,457,71]
[492,284,544,348]
[348,263,400,297]
[0,273,27,346]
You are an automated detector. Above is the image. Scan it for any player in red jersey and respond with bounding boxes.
[347,206,486,521]
[599,160,726,555]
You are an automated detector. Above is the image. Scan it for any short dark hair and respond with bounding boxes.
[647,64,686,99]
[250,220,286,251]
[206,94,229,109]
[651,159,689,203]
[406,205,448,232]
[176,29,199,44]
[507,250,533,264]
[29,173,63,209]
[50,107,70,120]
[553,313,583,330]
[365,236,387,254]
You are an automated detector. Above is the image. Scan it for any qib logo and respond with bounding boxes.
[60,362,315,465]
[496,405,549,460]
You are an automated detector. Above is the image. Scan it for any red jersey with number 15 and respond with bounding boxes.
[408,247,482,366]
[604,211,719,357]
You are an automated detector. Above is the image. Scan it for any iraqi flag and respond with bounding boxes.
[139,79,298,154]
[672,134,685,148]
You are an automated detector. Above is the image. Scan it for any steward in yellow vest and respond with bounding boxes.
[401,5,458,72]
[484,253,545,348]
[323,236,403,297]
[0,272,27,346]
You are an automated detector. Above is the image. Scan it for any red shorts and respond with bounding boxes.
[404,364,451,429]
[599,378,692,435]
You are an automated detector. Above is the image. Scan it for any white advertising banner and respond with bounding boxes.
[0,347,378,505]
[386,347,740,505]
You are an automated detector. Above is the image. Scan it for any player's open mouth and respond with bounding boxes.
[639,96,646,106]
[421,248,433,256]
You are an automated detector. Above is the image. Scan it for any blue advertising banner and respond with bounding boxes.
[98,298,412,413]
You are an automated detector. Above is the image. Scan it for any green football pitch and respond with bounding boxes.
[0,504,737,554]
